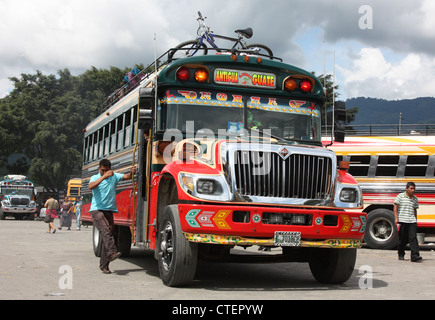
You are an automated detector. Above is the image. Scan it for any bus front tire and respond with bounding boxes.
[308,248,357,284]
[157,205,198,287]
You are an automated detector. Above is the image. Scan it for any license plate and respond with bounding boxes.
[274,231,301,247]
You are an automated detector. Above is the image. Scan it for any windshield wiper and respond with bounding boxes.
[245,129,295,144]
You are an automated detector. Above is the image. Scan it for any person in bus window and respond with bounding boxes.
[394,182,422,262]
[89,159,136,274]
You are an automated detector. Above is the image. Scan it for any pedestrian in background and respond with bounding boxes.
[74,196,82,230]
[89,159,136,274]
[394,181,422,262]
[44,195,59,234]
[59,198,73,230]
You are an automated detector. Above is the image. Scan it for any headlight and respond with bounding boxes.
[179,173,231,201]
[339,188,357,202]
[29,201,37,208]
[334,185,363,208]
[197,179,215,194]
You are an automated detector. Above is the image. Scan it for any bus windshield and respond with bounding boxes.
[158,89,322,144]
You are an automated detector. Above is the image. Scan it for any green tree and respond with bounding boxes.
[316,73,358,125]
[0,65,132,191]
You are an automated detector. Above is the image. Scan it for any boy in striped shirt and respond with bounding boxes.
[394,182,422,262]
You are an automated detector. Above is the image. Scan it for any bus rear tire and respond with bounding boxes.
[364,208,398,249]
[92,224,102,257]
[157,205,198,287]
[116,226,131,257]
[309,248,357,284]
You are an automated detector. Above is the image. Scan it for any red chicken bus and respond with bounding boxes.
[81,50,365,286]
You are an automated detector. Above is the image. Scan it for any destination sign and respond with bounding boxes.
[214,68,276,89]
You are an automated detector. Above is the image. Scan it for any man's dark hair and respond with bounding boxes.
[99,159,112,168]
[406,181,416,189]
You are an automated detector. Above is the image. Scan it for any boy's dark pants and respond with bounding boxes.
[91,210,117,269]
[398,222,420,260]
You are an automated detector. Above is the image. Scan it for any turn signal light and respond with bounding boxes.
[176,67,190,81]
[284,78,298,91]
[194,69,209,82]
[300,80,313,93]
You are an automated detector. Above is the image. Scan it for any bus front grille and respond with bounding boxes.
[233,151,333,200]
[10,198,30,206]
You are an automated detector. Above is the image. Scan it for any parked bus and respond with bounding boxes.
[330,135,435,249]
[0,175,37,220]
[81,49,365,286]
[66,178,82,201]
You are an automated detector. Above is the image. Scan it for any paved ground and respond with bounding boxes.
[1,218,435,301]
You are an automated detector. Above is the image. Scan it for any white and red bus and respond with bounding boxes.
[0,175,37,220]
[329,135,435,249]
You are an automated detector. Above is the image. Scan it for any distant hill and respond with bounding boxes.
[346,97,435,125]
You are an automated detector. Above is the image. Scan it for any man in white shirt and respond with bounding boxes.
[394,182,422,262]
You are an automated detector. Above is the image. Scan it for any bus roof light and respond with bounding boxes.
[284,78,298,91]
[176,67,190,81]
[300,80,313,93]
[194,69,209,83]
[339,161,350,170]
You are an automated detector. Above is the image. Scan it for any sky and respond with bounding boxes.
[1,0,435,100]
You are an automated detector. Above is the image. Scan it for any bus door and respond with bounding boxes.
[133,88,154,247]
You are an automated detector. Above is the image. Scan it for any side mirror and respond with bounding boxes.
[139,87,154,109]
[138,87,154,130]
[139,109,153,130]
[334,101,346,143]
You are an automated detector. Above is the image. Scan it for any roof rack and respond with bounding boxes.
[102,47,281,111]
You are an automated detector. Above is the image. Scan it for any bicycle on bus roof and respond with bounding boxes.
[168,11,274,60]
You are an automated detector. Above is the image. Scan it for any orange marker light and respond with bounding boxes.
[194,69,209,82]
[284,78,298,91]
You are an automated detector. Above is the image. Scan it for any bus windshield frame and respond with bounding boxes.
[157,89,322,145]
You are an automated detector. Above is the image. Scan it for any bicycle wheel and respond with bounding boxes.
[245,43,274,58]
[168,40,208,61]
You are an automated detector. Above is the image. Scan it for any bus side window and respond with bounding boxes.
[348,155,370,177]
[117,114,124,151]
[405,155,429,177]
[376,156,399,177]
[90,132,95,161]
[103,124,110,156]
[83,136,89,164]
[124,109,132,147]
[110,119,117,153]
[98,127,104,158]
[428,155,435,178]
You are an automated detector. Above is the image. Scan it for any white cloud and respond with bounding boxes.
[1,0,435,100]
[338,48,435,99]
